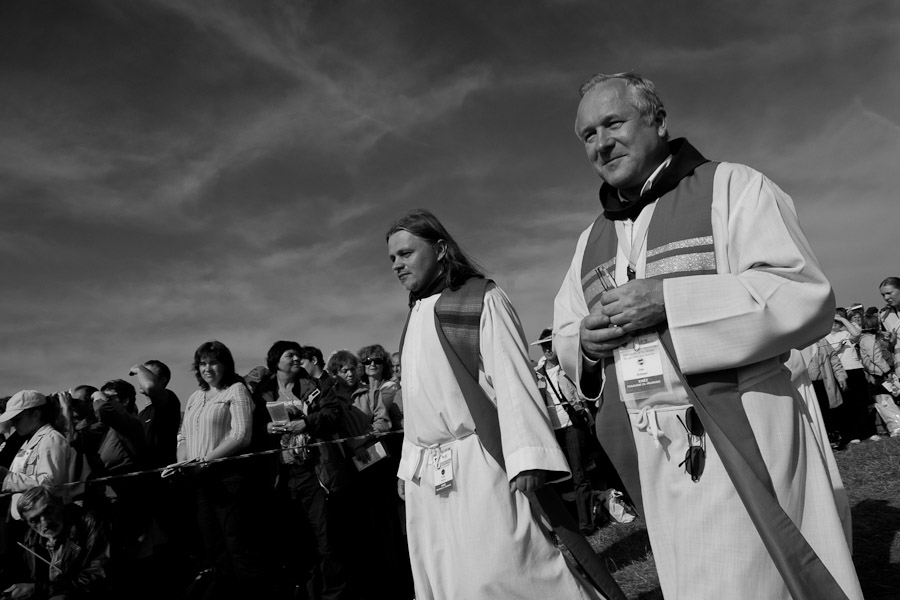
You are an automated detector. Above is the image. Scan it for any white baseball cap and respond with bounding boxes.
[0,390,47,423]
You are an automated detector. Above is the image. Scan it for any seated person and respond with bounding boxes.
[4,486,110,600]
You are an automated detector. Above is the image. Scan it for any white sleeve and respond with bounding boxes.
[552,226,601,398]
[480,286,570,482]
[664,163,835,374]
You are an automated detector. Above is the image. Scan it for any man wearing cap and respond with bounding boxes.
[532,327,596,534]
[0,391,74,520]
[553,72,862,599]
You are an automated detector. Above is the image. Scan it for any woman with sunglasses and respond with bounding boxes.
[354,345,396,434]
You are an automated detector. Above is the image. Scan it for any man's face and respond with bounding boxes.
[299,358,317,376]
[70,388,94,419]
[23,500,65,540]
[541,343,556,362]
[575,79,668,198]
[391,356,401,380]
[881,285,900,308]
[102,387,134,410]
[387,230,445,294]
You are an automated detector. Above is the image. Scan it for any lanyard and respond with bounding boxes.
[614,201,658,280]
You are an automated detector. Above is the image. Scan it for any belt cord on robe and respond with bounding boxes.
[400,276,625,600]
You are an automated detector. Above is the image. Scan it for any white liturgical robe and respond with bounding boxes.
[554,162,863,600]
[398,286,601,600]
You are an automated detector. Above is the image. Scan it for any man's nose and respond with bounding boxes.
[594,130,614,152]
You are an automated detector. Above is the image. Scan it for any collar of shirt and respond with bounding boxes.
[618,154,673,206]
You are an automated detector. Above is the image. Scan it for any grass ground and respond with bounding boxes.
[584,435,900,599]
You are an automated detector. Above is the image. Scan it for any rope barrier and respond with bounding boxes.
[0,429,405,498]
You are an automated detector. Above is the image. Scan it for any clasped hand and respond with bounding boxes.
[580,278,666,361]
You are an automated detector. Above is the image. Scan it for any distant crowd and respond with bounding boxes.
[0,275,897,600]
[804,276,900,446]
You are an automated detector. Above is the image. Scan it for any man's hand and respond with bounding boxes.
[599,278,666,332]
[838,377,848,391]
[58,390,72,413]
[397,478,406,501]
[580,314,630,361]
[509,469,548,495]
[4,583,35,599]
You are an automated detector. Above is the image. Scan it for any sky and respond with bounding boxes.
[2,0,899,402]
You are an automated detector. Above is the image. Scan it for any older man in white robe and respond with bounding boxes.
[553,71,863,600]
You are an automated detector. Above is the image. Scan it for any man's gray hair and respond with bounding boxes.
[17,485,59,515]
[579,71,666,122]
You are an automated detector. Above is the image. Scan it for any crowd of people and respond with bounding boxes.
[0,342,418,600]
[805,277,900,446]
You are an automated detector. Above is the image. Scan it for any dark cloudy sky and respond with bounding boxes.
[3,0,898,401]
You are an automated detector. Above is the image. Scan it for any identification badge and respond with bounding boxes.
[614,333,668,401]
[434,449,453,494]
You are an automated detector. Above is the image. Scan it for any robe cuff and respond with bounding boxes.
[505,445,571,483]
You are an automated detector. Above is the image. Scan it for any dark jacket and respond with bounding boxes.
[252,373,353,492]
[138,389,181,469]
[95,400,146,475]
[22,503,110,599]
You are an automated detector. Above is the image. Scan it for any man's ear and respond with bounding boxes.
[655,109,668,138]
[436,240,448,262]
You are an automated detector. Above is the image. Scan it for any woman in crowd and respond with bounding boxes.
[805,336,847,448]
[354,345,396,434]
[858,314,900,437]
[328,351,360,392]
[177,340,264,596]
[354,344,412,598]
[826,308,876,444]
[880,276,900,380]
[255,340,355,600]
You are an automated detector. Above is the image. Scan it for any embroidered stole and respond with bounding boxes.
[580,154,848,600]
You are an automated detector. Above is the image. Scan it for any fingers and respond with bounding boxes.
[580,316,630,361]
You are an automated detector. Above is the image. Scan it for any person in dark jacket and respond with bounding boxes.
[5,485,110,600]
[255,340,357,600]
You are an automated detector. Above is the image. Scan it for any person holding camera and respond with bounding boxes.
[533,327,598,535]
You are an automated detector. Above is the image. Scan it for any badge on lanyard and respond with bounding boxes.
[614,332,669,401]
[434,448,453,494]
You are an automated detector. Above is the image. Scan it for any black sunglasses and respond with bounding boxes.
[363,358,384,366]
[677,407,705,483]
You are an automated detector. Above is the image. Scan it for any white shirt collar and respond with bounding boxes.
[619,154,673,204]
